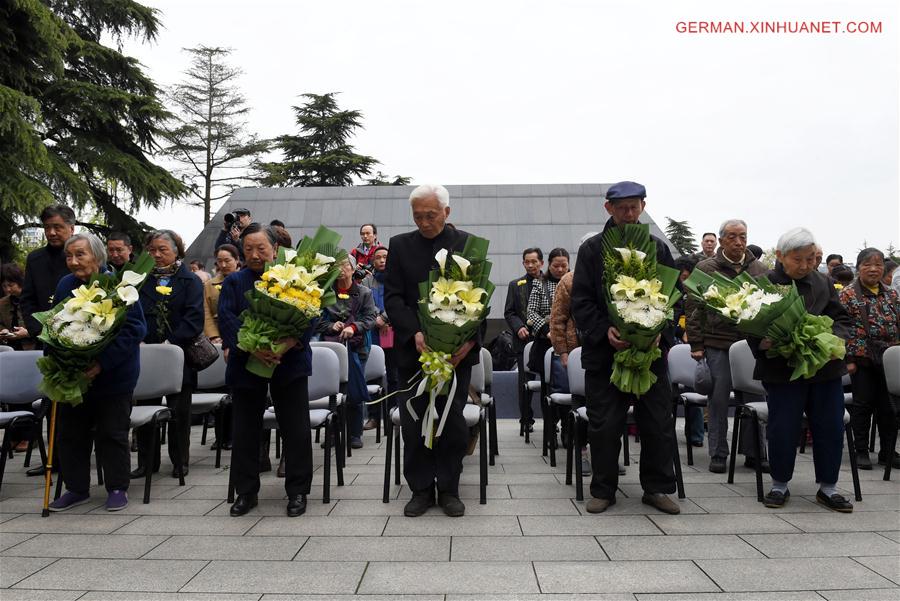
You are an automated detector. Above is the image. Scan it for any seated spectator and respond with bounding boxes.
[0,263,35,350]
[675,254,703,448]
[106,232,134,273]
[694,232,717,260]
[527,247,570,389]
[315,255,377,449]
[361,245,397,430]
[272,225,292,248]
[825,254,844,275]
[350,224,380,272]
[190,260,211,283]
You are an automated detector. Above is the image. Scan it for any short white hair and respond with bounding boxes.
[65,232,108,267]
[776,227,817,254]
[409,184,450,208]
[718,219,747,238]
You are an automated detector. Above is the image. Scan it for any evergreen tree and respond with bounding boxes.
[162,46,267,225]
[255,93,379,187]
[366,172,411,186]
[665,217,698,256]
[0,0,184,261]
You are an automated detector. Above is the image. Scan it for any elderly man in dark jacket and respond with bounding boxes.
[504,247,544,433]
[20,204,76,339]
[750,227,854,512]
[571,181,681,515]
[384,184,480,518]
[686,219,769,474]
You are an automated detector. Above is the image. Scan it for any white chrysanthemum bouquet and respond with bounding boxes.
[33,254,154,405]
[602,224,682,396]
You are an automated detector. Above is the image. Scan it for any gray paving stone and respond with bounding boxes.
[500,463,564,473]
[534,560,718,593]
[0,514,137,534]
[397,484,511,500]
[508,483,580,498]
[462,498,581,516]
[0,497,105,514]
[296,535,450,561]
[519,515,660,536]
[359,561,538,594]
[461,473,562,485]
[307,484,402,499]
[144,534,305,560]
[451,535,607,561]
[0,556,56,588]
[691,495,828,514]
[84,499,223,516]
[724,481,852,497]
[383,515,521,536]
[807,493,900,511]
[0,512,23,523]
[12,558,206,592]
[741,532,900,558]
[776,511,900,533]
[853,555,900,585]
[880,531,900,543]
[649,514,801,535]
[636,593,824,601]
[0,532,35,552]
[115,515,260,536]
[181,560,365,594]
[246,515,387,536]
[696,557,896,591]
[450,596,635,601]
[262,596,443,601]
[1,533,168,559]
[0,590,85,601]
[80,592,261,600]
[619,483,739,498]
[816,589,900,600]
[598,534,763,560]
[205,498,334,516]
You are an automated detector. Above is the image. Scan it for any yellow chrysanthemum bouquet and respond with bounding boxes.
[237,225,347,377]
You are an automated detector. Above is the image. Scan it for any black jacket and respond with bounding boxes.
[504,273,537,352]
[748,263,852,384]
[570,217,677,372]
[138,262,205,347]
[20,245,70,337]
[384,225,481,371]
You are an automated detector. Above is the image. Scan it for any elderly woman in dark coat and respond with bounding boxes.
[131,230,204,480]
[48,233,147,512]
[751,228,853,512]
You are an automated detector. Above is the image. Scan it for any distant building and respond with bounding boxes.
[186,184,677,320]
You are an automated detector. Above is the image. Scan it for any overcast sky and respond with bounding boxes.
[128,0,899,260]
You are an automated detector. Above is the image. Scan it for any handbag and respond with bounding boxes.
[694,357,713,395]
[185,333,219,370]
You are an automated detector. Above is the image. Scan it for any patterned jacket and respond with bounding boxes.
[527,275,561,339]
[549,272,579,355]
[839,280,900,362]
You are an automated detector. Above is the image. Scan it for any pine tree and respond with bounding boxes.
[162,46,267,225]
[255,93,379,187]
[0,0,185,261]
[665,217,698,256]
[366,172,411,186]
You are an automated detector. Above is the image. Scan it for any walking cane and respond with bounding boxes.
[41,400,59,517]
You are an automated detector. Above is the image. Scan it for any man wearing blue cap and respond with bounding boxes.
[570,181,681,514]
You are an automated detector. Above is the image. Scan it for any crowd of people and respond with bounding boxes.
[2,184,898,517]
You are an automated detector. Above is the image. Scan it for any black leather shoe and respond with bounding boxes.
[130,466,147,480]
[286,494,307,517]
[816,490,853,513]
[744,457,770,473]
[438,492,465,517]
[171,465,188,478]
[27,464,57,477]
[763,489,789,508]
[404,490,435,517]
[230,494,258,516]
[857,453,873,470]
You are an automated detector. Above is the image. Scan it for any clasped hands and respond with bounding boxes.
[415,332,474,368]
[252,336,299,368]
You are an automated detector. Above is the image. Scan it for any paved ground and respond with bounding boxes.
[1,418,898,600]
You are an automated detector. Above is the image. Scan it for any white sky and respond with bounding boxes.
[128,0,899,260]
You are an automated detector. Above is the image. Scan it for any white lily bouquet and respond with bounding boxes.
[33,253,154,406]
[684,270,846,380]
[237,225,347,378]
[411,235,494,449]
[602,224,681,396]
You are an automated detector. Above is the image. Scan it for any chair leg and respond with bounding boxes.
[728,411,742,484]
[144,420,157,504]
[845,425,862,501]
[489,401,499,460]
[672,416,685,500]
[227,460,235,504]
[549,404,558,468]
[575,416,584,502]
[24,437,33,468]
[323,416,332,504]
[394,425,401,486]
[751,411,764,502]
[167,417,185,487]
[565,412,574,486]
[214,404,223,469]
[684,403,694,466]
[799,423,807,454]
[869,419,877,453]
[95,442,103,486]
[0,427,10,494]
[541,395,550,457]
[883,428,896,482]
[479,411,487,504]
[382,414,392,503]
[274,430,281,459]
[622,420,630,466]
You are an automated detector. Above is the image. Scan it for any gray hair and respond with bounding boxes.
[776,227,817,254]
[64,232,108,267]
[718,219,747,238]
[409,184,450,208]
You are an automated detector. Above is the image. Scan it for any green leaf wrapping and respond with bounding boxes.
[611,346,663,396]
[683,270,846,380]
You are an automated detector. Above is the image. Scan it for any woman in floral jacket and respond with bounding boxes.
[840,247,900,470]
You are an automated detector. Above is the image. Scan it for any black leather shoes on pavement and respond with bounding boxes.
[816,490,853,513]
[404,490,435,517]
[438,493,465,517]
[286,494,307,517]
[230,494,258,517]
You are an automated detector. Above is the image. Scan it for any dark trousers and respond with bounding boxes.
[347,351,369,438]
[765,377,844,485]
[231,377,312,497]
[399,364,471,496]
[136,364,194,470]
[58,391,132,494]
[516,348,534,425]
[849,363,898,458]
[586,366,676,500]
